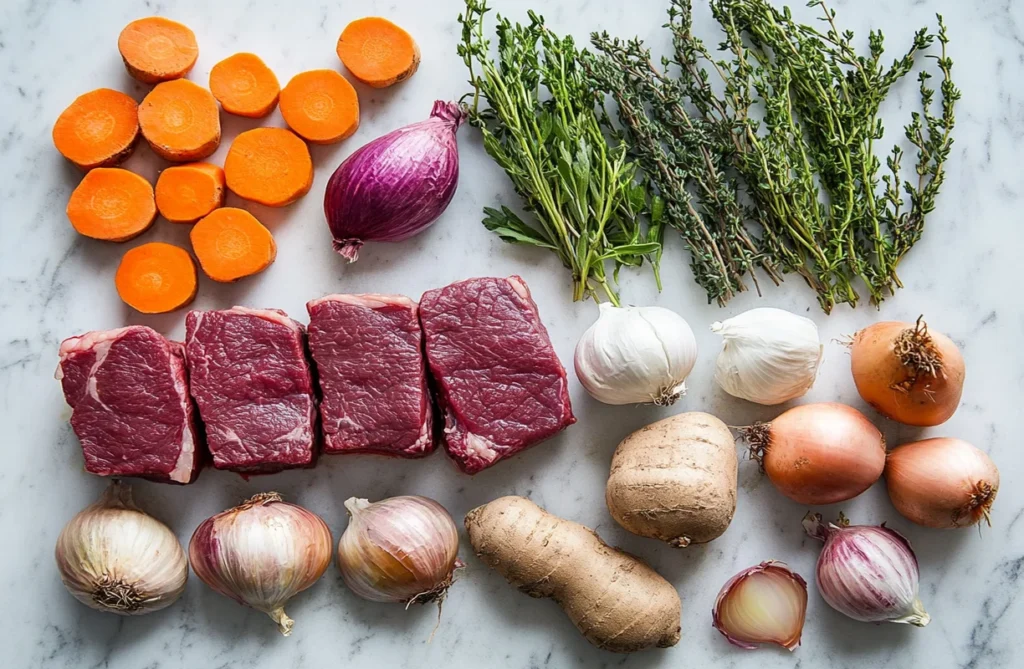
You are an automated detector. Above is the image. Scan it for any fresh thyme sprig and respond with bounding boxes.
[457,0,664,305]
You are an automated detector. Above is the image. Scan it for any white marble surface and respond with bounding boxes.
[1,0,1022,667]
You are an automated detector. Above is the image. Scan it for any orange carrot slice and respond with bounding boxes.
[138,79,221,162]
[53,89,139,170]
[336,17,420,88]
[190,207,277,282]
[116,242,198,313]
[155,162,225,223]
[66,168,156,241]
[118,17,199,84]
[224,128,312,207]
[209,53,281,118]
[279,70,359,145]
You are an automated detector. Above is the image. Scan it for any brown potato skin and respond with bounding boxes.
[606,412,737,547]
[851,321,965,427]
[465,496,681,653]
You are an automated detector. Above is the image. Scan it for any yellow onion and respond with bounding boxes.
[337,496,462,606]
[55,481,188,615]
[713,561,808,650]
[188,492,332,636]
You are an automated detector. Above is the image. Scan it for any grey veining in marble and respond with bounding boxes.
[1,0,1022,667]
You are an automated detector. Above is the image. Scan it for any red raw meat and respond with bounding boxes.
[57,326,202,484]
[185,307,317,473]
[419,276,575,474]
[306,294,433,457]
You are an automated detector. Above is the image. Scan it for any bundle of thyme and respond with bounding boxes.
[590,0,959,311]
[457,0,664,305]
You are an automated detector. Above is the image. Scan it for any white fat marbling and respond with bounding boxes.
[1,0,1022,667]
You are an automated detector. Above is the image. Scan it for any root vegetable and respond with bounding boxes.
[607,412,737,547]
[465,496,681,653]
[155,162,225,223]
[850,317,964,426]
[885,437,999,528]
[280,70,359,145]
[209,53,280,118]
[115,242,198,314]
[53,89,140,170]
[745,403,885,505]
[118,17,198,84]
[138,80,221,162]
[66,168,156,241]
[224,128,313,207]
[336,17,420,88]
[190,207,276,282]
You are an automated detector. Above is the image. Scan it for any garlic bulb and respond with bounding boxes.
[711,308,823,405]
[188,492,333,636]
[574,303,698,406]
[713,561,808,650]
[337,496,462,606]
[55,481,188,615]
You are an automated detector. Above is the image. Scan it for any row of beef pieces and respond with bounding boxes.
[56,276,577,483]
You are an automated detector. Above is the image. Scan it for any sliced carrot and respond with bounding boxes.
[279,70,359,145]
[190,207,277,282]
[66,168,156,241]
[155,162,225,223]
[53,89,139,171]
[209,52,280,118]
[138,79,221,162]
[336,17,420,88]
[118,17,199,84]
[223,128,312,207]
[116,242,198,313]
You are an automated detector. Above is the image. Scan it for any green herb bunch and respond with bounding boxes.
[458,0,664,305]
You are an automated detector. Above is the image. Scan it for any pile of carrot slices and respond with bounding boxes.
[53,14,418,314]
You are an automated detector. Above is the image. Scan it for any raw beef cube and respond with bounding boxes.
[307,294,433,457]
[185,307,317,473]
[419,276,576,474]
[57,326,201,484]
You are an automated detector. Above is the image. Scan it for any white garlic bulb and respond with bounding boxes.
[55,482,188,615]
[574,303,698,406]
[711,307,823,405]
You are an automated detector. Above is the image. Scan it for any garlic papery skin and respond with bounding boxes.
[55,481,188,615]
[712,561,808,650]
[338,496,462,606]
[803,512,930,626]
[711,308,823,406]
[574,303,698,406]
[188,492,333,636]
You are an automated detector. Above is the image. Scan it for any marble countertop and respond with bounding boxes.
[2,0,1022,667]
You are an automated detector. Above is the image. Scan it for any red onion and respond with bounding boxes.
[324,100,464,262]
[803,512,930,627]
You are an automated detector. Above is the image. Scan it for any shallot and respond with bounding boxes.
[885,437,999,528]
[712,561,808,651]
[744,402,885,505]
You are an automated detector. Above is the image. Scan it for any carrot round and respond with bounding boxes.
[209,53,280,118]
[118,17,198,84]
[66,168,156,241]
[53,89,139,170]
[190,207,277,282]
[223,128,312,207]
[279,70,359,144]
[116,242,198,313]
[138,79,221,162]
[336,17,420,88]
[155,162,225,223]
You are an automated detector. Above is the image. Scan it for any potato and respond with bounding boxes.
[606,411,737,547]
[465,496,681,653]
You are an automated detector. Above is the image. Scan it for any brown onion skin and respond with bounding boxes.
[885,438,999,528]
[850,321,964,427]
[757,403,885,505]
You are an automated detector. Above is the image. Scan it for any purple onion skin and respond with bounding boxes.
[324,101,465,262]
